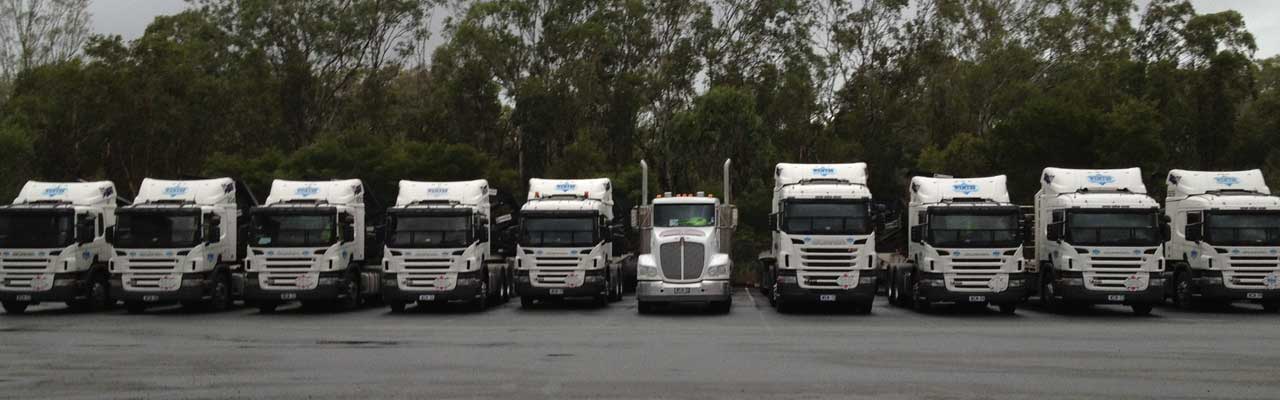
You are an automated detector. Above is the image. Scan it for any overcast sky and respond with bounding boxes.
[89,0,1280,58]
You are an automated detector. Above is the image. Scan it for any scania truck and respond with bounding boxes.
[1165,169,1280,312]
[0,181,119,314]
[1035,168,1166,315]
[887,175,1030,314]
[242,179,381,312]
[109,178,256,313]
[760,163,878,314]
[380,180,515,312]
[515,178,625,308]
[633,160,738,314]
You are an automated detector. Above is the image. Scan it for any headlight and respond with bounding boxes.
[1149,278,1166,287]
[858,276,876,284]
[53,279,78,287]
[919,279,945,287]
[1201,277,1224,285]
[706,265,729,278]
[638,265,660,279]
[516,275,530,283]
[456,278,481,287]
[317,276,341,286]
[584,275,605,283]
[1009,279,1024,288]
[778,276,798,284]
[1057,277,1084,286]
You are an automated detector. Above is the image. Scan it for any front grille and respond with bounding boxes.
[402,258,452,270]
[259,271,314,289]
[949,257,1004,272]
[399,272,451,290]
[1087,255,1144,271]
[1083,271,1147,291]
[123,273,175,291]
[1224,271,1280,289]
[119,259,178,272]
[946,273,1003,291]
[1228,255,1279,272]
[261,257,314,270]
[1,273,40,289]
[659,241,704,281]
[1,258,50,271]
[798,246,859,269]
[535,256,579,268]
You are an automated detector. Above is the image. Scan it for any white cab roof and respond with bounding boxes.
[396,180,489,207]
[265,179,364,205]
[652,196,719,205]
[1040,167,1147,196]
[528,178,612,203]
[775,163,867,188]
[1167,169,1270,198]
[14,181,117,206]
[911,176,1009,204]
[134,178,235,205]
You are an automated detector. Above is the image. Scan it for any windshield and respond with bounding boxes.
[927,211,1019,248]
[1206,211,1280,246]
[522,216,596,247]
[251,213,336,247]
[116,211,201,248]
[654,204,716,228]
[0,212,74,249]
[388,215,472,248]
[783,201,870,235]
[1067,210,1160,247]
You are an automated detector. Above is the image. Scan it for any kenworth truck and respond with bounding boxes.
[242,180,381,312]
[886,175,1031,314]
[633,160,738,314]
[109,178,256,313]
[0,181,119,314]
[760,163,878,314]
[1035,168,1166,315]
[1165,169,1280,312]
[381,180,515,312]
[515,178,625,308]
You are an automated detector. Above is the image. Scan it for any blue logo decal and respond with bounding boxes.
[81,251,91,260]
[1087,174,1115,186]
[1214,176,1240,187]
[991,251,999,256]
[812,166,836,177]
[165,251,174,257]
[426,187,449,196]
[43,185,68,197]
[206,254,215,262]
[3,251,10,256]
[1232,249,1241,254]
[555,182,577,192]
[1271,249,1278,255]
[163,185,188,198]
[803,237,813,243]
[846,238,856,244]
[295,186,320,197]
[1091,249,1101,255]
[952,182,978,195]
[1190,250,1199,258]
[1133,249,1141,255]
[267,251,275,256]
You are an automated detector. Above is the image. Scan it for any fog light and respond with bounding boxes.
[1149,278,1166,287]
[317,277,341,286]
[53,279,78,287]
[1057,278,1084,286]
[778,276,798,284]
[638,265,660,279]
[919,279,945,287]
[858,276,876,284]
[1009,279,1024,288]
[584,275,605,283]
[456,278,481,287]
[1201,277,1224,285]
[517,275,530,283]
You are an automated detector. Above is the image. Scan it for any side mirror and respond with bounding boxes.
[1185,225,1202,242]
[76,220,95,245]
[341,225,356,242]
[105,227,116,244]
[768,213,778,230]
[1161,223,1171,242]
[909,225,925,244]
[477,228,490,243]
[206,215,223,243]
[1046,223,1061,242]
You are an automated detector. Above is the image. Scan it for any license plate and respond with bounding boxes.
[1247,293,1263,299]
[15,294,30,301]
[967,296,986,303]
[418,294,435,301]
[280,293,297,300]
[1107,295,1125,302]
[819,294,837,302]
[549,288,564,295]
[143,295,159,302]
[673,287,693,295]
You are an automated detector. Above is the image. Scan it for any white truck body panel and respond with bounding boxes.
[906,175,1024,295]
[245,179,368,291]
[385,180,493,293]
[112,178,241,293]
[0,181,118,293]
[1165,170,1280,293]
[518,178,616,292]
[770,163,876,292]
[910,175,1011,205]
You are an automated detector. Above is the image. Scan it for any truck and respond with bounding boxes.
[633,160,738,314]
[380,180,516,312]
[1035,168,1166,315]
[242,179,381,312]
[0,181,120,314]
[109,178,256,313]
[1164,169,1280,312]
[886,175,1031,314]
[760,163,879,314]
[515,178,625,307]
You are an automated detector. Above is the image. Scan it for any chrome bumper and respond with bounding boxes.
[636,280,731,303]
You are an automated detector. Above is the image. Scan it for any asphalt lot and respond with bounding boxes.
[2,290,1279,400]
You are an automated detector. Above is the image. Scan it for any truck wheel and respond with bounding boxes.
[768,282,779,307]
[610,274,624,302]
[2,300,29,314]
[471,281,490,311]
[72,274,111,312]
[1262,303,1279,313]
[125,301,147,314]
[388,300,407,313]
[337,275,361,311]
[1040,274,1058,310]
[520,296,535,309]
[1131,303,1154,316]
[257,302,278,313]
[998,303,1017,315]
[886,272,899,306]
[1173,273,1197,309]
[638,301,657,314]
[205,274,232,312]
[852,301,873,315]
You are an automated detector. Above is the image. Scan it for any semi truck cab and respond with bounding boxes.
[515,178,624,307]
[1165,169,1280,312]
[0,181,119,314]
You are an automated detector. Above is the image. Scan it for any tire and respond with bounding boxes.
[851,301,873,315]
[610,272,624,302]
[998,303,1017,314]
[520,296,535,309]
[2,300,29,314]
[195,274,232,312]
[388,300,407,313]
[1262,303,1280,313]
[125,301,147,314]
[72,273,111,312]
[1131,303,1154,316]
[887,271,899,306]
[1040,273,1059,311]
[337,274,361,311]
[637,301,656,314]
[768,282,779,307]
[1174,272,1197,309]
[257,302,278,313]
[471,281,490,311]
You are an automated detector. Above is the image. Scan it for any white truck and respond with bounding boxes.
[760,163,879,314]
[1035,168,1166,315]
[380,180,514,312]
[1164,169,1280,312]
[242,179,381,312]
[109,178,256,313]
[0,181,119,314]
[887,175,1031,314]
[633,160,738,314]
[515,178,625,307]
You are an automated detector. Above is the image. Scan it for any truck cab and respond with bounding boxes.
[242,179,380,312]
[1165,169,1280,312]
[380,180,513,312]
[0,181,119,314]
[1035,168,1166,315]
[109,178,256,313]
[633,160,738,314]
[762,163,878,314]
[888,175,1031,314]
[515,178,625,307]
